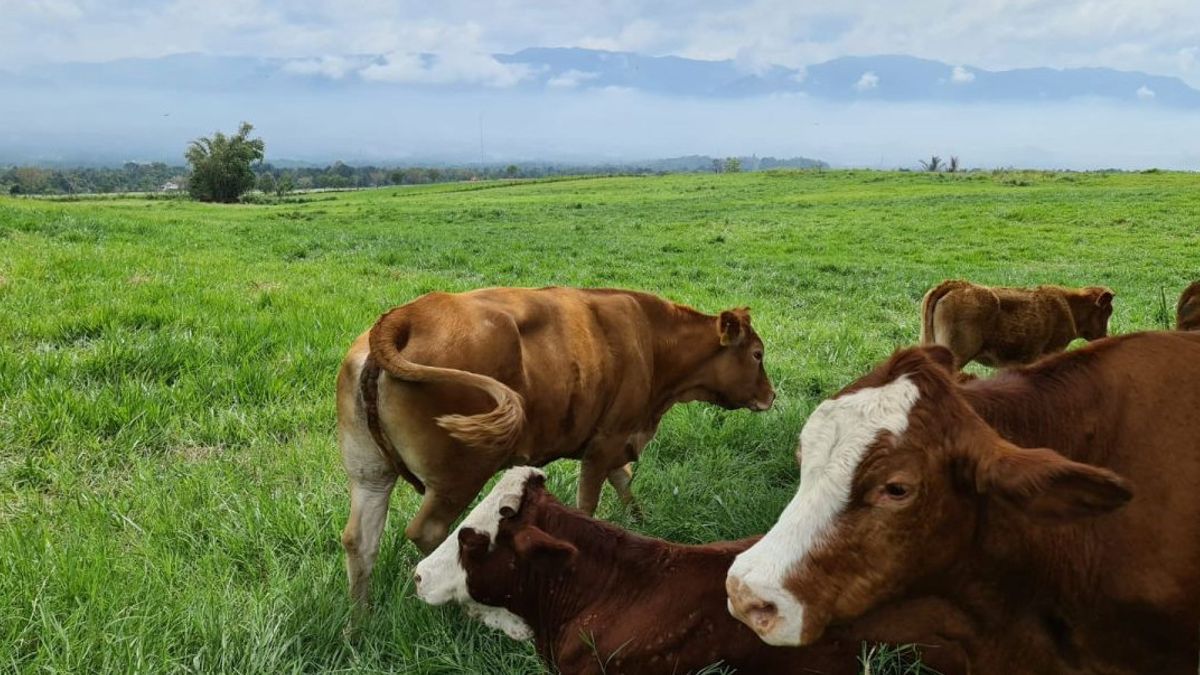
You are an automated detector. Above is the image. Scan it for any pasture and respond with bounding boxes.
[1,170,1197,673]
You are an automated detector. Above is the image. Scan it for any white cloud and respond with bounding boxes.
[854,71,879,91]
[2,1,1200,89]
[1137,85,1156,99]
[547,69,599,88]
[950,65,975,84]
[1179,46,1199,72]
[360,51,532,87]
[282,55,363,79]
[578,18,665,53]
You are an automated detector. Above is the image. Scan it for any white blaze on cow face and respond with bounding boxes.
[727,376,921,646]
[413,467,541,641]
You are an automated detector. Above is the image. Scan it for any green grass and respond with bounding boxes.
[1,169,1198,673]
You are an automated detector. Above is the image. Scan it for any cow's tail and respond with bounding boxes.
[920,280,970,344]
[368,308,525,452]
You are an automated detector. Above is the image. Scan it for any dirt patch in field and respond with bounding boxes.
[178,444,225,463]
[127,274,153,285]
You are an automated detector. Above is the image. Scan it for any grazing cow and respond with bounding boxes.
[338,287,774,605]
[727,332,1200,674]
[920,279,1114,369]
[1178,281,1200,331]
[414,467,970,675]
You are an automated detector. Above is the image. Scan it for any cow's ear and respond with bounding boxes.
[718,310,747,346]
[1094,288,1114,307]
[975,440,1131,520]
[458,527,491,558]
[513,527,577,568]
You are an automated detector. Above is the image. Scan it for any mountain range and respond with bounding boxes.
[4,47,1198,107]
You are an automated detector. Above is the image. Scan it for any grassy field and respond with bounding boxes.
[1,170,1198,674]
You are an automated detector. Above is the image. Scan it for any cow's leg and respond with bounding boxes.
[937,327,982,371]
[607,463,643,519]
[342,476,397,609]
[403,488,471,554]
[404,461,499,553]
[577,458,608,516]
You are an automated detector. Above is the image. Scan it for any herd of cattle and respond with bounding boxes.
[337,280,1200,675]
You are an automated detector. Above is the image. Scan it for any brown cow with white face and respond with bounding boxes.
[414,467,971,675]
[338,286,774,606]
[728,332,1200,674]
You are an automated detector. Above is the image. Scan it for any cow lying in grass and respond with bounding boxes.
[414,467,969,675]
[729,333,1200,674]
[1178,281,1200,331]
[338,286,775,606]
[920,279,1114,369]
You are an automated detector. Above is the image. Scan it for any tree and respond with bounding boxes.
[504,164,519,178]
[724,157,743,173]
[919,155,943,172]
[276,174,294,197]
[256,172,277,194]
[185,122,265,203]
[947,156,961,173]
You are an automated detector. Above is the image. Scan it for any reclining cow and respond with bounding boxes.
[1178,281,1200,331]
[728,332,1200,674]
[415,467,970,675]
[337,286,774,605]
[919,279,1114,369]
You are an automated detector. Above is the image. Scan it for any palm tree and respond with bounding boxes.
[185,122,265,203]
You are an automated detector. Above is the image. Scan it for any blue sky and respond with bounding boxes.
[3,0,1199,86]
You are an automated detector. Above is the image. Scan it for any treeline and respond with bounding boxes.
[2,163,185,195]
[2,154,829,196]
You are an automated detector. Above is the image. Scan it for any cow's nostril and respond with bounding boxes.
[413,572,422,586]
[746,600,779,632]
[727,576,781,635]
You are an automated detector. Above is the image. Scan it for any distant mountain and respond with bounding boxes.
[3,48,1197,106]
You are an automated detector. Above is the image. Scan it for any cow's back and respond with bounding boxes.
[983,287,1073,360]
[377,287,657,461]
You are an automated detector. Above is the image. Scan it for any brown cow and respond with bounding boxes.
[337,286,774,605]
[727,332,1200,674]
[414,467,970,675]
[920,279,1114,369]
[1178,281,1200,331]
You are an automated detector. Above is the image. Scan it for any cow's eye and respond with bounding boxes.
[883,483,910,499]
[752,350,763,362]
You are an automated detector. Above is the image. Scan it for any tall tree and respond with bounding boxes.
[185,122,265,203]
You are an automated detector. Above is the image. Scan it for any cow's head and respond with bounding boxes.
[725,346,1132,646]
[699,307,775,412]
[1070,287,1115,340]
[413,467,547,641]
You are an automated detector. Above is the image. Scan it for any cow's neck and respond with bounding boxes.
[959,365,1109,466]
[949,369,1123,659]
[506,503,639,648]
[643,304,724,415]
[513,501,693,646]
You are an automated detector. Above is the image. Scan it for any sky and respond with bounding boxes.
[2,0,1199,169]
[2,0,1199,86]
